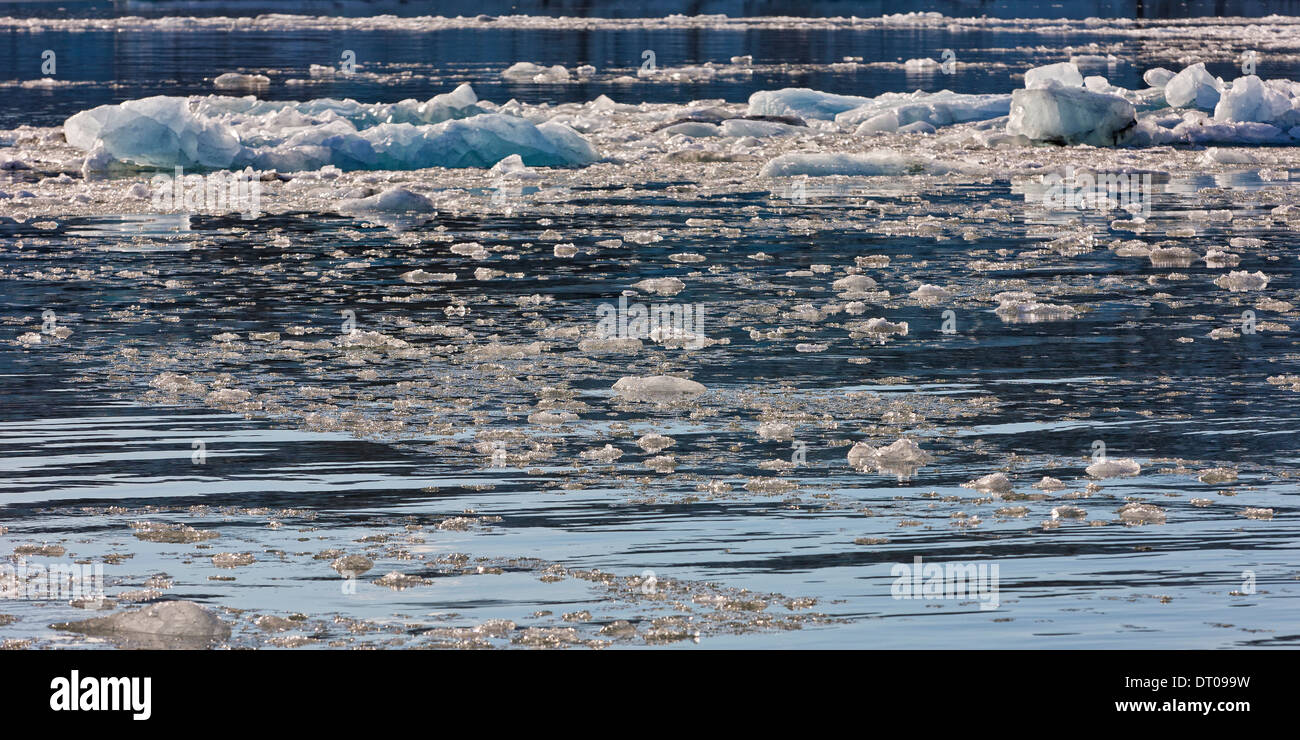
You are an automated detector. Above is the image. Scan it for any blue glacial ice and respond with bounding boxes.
[64,84,598,172]
[1006,82,1137,146]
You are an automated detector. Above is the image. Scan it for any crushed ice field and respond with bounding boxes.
[1,11,1298,649]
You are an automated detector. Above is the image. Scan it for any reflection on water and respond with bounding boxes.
[1,9,1298,649]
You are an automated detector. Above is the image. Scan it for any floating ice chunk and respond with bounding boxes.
[1034,476,1066,491]
[1086,458,1140,478]
[836,90,1011,130]
[213,72,270,90]
[660,121,721,137]
[314,114,598,170]
[1213,75,1293,123]
[832,274,877,294]
[1199,467,1238,484]
[1083,76,1112,93]
[1214,270,1269,291]
[338,186,435,214]
[993,292,1078,323]
[52,601,230,648]
[903,58,941,73]
[632,277,685,296]
[908,284,951,302]
[578,336,642,353]
[963,472,1012,495]
[1203,249,1241,268]
[528,410,577,426]
[1201,147,1256,164]
[759,151,952,177]
[579,444,623,463]
[1071,54,1119,68]
[1051,505,1087,520]
[501,62,571,83]
[747,88,875,120]
[64,90,596,171]
[853,317,909,340]
[1117,502,1165,525]
[848,437,932,466]
[400,268,450,283]
[1179,120,1288,145]
[338,329,410,350]
[1006,84,1136,146]
[847,437,933,480]
[64,96,242,169]
[612,375,706,399]
[1024,62,1083,89]
[419,83,483,121]
[1143,67,1176,88]
[1148,246,1197,267]
[757,421,794,440]
[719,118,803,137]
[636,433,675,453]
[1164,63,1223,110]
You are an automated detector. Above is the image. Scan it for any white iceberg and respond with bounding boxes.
[1213,75,1294,124]
[63,85,598,172]
[835,89,1011,131]
[501,62,572,83]
[64,95,243,169]
[747,88,875,120]
[1164,63,1224,110]
[1006,83,1136,146]
[1024,62,1083,89]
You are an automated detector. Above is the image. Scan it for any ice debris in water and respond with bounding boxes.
[760,150,952,177]
[1213,270,1269,292]
[962,472,1013,495]
[1085,458,1141,478]
[1052,505,1087,520]
[632,277,685,296]
[52,601,230,648]
[612,375,706,400]
[637,433,675,453]
[1117,503,1166,525]
[213,72,270,90]
[339,186,436,215]
[64,85,597,171]
[909,284,951,303]
[501,62,574,83]
[1034,476,1066,491]
[846,437,933,480]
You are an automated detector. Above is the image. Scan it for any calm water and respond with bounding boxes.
[1,6,1297,649]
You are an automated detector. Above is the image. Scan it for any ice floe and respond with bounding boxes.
[63,85,598,171]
